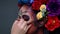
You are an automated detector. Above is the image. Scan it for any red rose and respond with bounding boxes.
[32,0,49,11]
[34,0,49,4]
[32,1,41,10]
[59,20,60,27]
[45,16,60,31]
[39,0,49,4]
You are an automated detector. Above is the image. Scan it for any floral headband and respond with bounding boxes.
[18,0,60,31]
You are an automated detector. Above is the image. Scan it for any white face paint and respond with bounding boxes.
[18,5,35,24]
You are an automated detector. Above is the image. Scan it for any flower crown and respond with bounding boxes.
[18,0,60,31]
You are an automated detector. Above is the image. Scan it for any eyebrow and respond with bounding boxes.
[21,10,27,13]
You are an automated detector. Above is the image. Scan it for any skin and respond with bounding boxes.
[18,5,35,24]
[11,5,43,34]
[11,19,31,34]
[11,5,36,34]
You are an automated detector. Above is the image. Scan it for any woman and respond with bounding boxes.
[11,5,44,34]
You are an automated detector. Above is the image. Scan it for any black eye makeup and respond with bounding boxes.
[18,9,30,21]
[22,15,30,21]
[18,15,30,21]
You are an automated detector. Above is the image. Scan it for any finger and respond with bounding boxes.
[11,20,19,34]
[13,20,19,25]
[25,24,31,32]
[17,19,25,28]
[22,21,28,28]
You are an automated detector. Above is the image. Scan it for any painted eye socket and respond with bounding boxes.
[22,15,30,21]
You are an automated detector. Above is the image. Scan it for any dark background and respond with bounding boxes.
[0,0,60,34]
[0,0,18,34]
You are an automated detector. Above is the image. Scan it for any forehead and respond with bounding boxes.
[19,5,32,13]
[19,5,35,16]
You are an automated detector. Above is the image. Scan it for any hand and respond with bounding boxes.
[11,18,31,34]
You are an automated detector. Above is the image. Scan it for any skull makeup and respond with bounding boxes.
[18,5,36,24]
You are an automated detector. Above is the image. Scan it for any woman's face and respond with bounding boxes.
[18,5,36,24]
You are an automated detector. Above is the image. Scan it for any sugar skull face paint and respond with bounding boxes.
[18,5,47,28]
[18,5,36,24]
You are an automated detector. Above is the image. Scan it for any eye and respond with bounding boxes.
[22,15,30,21]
